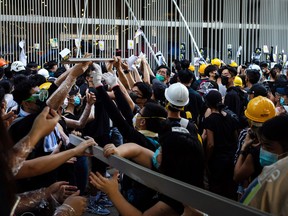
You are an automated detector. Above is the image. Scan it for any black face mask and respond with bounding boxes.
[214,72,219,80]
[129,92,139,103]
[221,76,229,86]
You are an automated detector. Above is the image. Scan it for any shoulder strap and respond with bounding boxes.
[179,117,189,128]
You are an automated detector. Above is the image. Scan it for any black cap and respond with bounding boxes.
[247,83,268,97]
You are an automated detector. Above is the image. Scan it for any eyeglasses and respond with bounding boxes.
[24,89,49,103]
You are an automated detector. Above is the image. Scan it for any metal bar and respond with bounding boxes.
[69,134,269,216]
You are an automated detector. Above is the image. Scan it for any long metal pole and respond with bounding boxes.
[171,0,203,60]
[124,0,160,65]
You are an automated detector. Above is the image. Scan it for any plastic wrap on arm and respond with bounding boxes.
[64,103,92,129]
[53,204,76,216]
[10,135,34,176]
[15,188,50,214]
[46,75,76,110]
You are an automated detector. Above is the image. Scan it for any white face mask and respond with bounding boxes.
[62,98,69,109]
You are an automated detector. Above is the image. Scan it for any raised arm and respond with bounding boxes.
[64,92,96,129]
[46,61,91,110]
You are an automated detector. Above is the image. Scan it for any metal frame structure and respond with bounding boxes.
[1,0,288,68]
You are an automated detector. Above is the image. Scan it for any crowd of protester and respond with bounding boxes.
[0,52,287,216]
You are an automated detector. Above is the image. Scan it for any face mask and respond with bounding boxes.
[129,92,139,103]
[74,96,81,106]
[152,147,161,169]
[214,72,219,80]
[62,98,68,109]
[280,97,285,105]
[156,73,165,82]
[221,76,229,86]
[259,147,278,167]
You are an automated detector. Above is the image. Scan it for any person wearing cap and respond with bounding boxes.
[234,96,276,200]
[240,115,288,215]
[164,82,199,137]
[247,83,268,101]
[10,61,28,76]
[275,86,288,107]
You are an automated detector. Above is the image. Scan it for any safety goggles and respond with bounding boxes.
[24,89,49,103]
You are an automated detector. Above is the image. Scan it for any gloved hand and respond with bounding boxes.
[102,71,118,88]
[91,63,103,87]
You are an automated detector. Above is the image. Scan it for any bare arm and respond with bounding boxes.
[15,138,95,179]
[140,58,151,84]
[64,92,96,129]
[103,143,153,169]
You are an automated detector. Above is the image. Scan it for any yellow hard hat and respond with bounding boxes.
[39,82,52,90]
[198,64,207,75]
[211,58,221,67]
[244,96,276,123]
[229,61,238,68]
[234,76,243,87]
[188,65,195,72]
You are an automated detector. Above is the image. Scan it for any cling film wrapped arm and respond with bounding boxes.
[15,188,50,214]
[47,62,91,110]
[10,135,34,176]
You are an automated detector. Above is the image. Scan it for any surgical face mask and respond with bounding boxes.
[152,147,161,169]
[74,95,81,106]
[259,147,278,167]
[280,97,285,106]
[156,73,165,82]
[221,76,229,86]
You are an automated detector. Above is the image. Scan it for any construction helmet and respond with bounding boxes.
[38,68,49,79]
[198,64,207,75]
[188,65,195,72]
[229,61,238,68]
[11,61,25,72]
[244,96,276,123]
[0,58,8,68]
[211,58,221,67]
[234,76,243,87]
[165,82,189,107]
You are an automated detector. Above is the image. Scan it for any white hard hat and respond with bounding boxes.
[11,61,25,72]
[165,82,189,107]
[37,68,49,79]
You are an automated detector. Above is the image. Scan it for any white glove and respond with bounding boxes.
[102,71,118,88]
[91,63,103,87]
